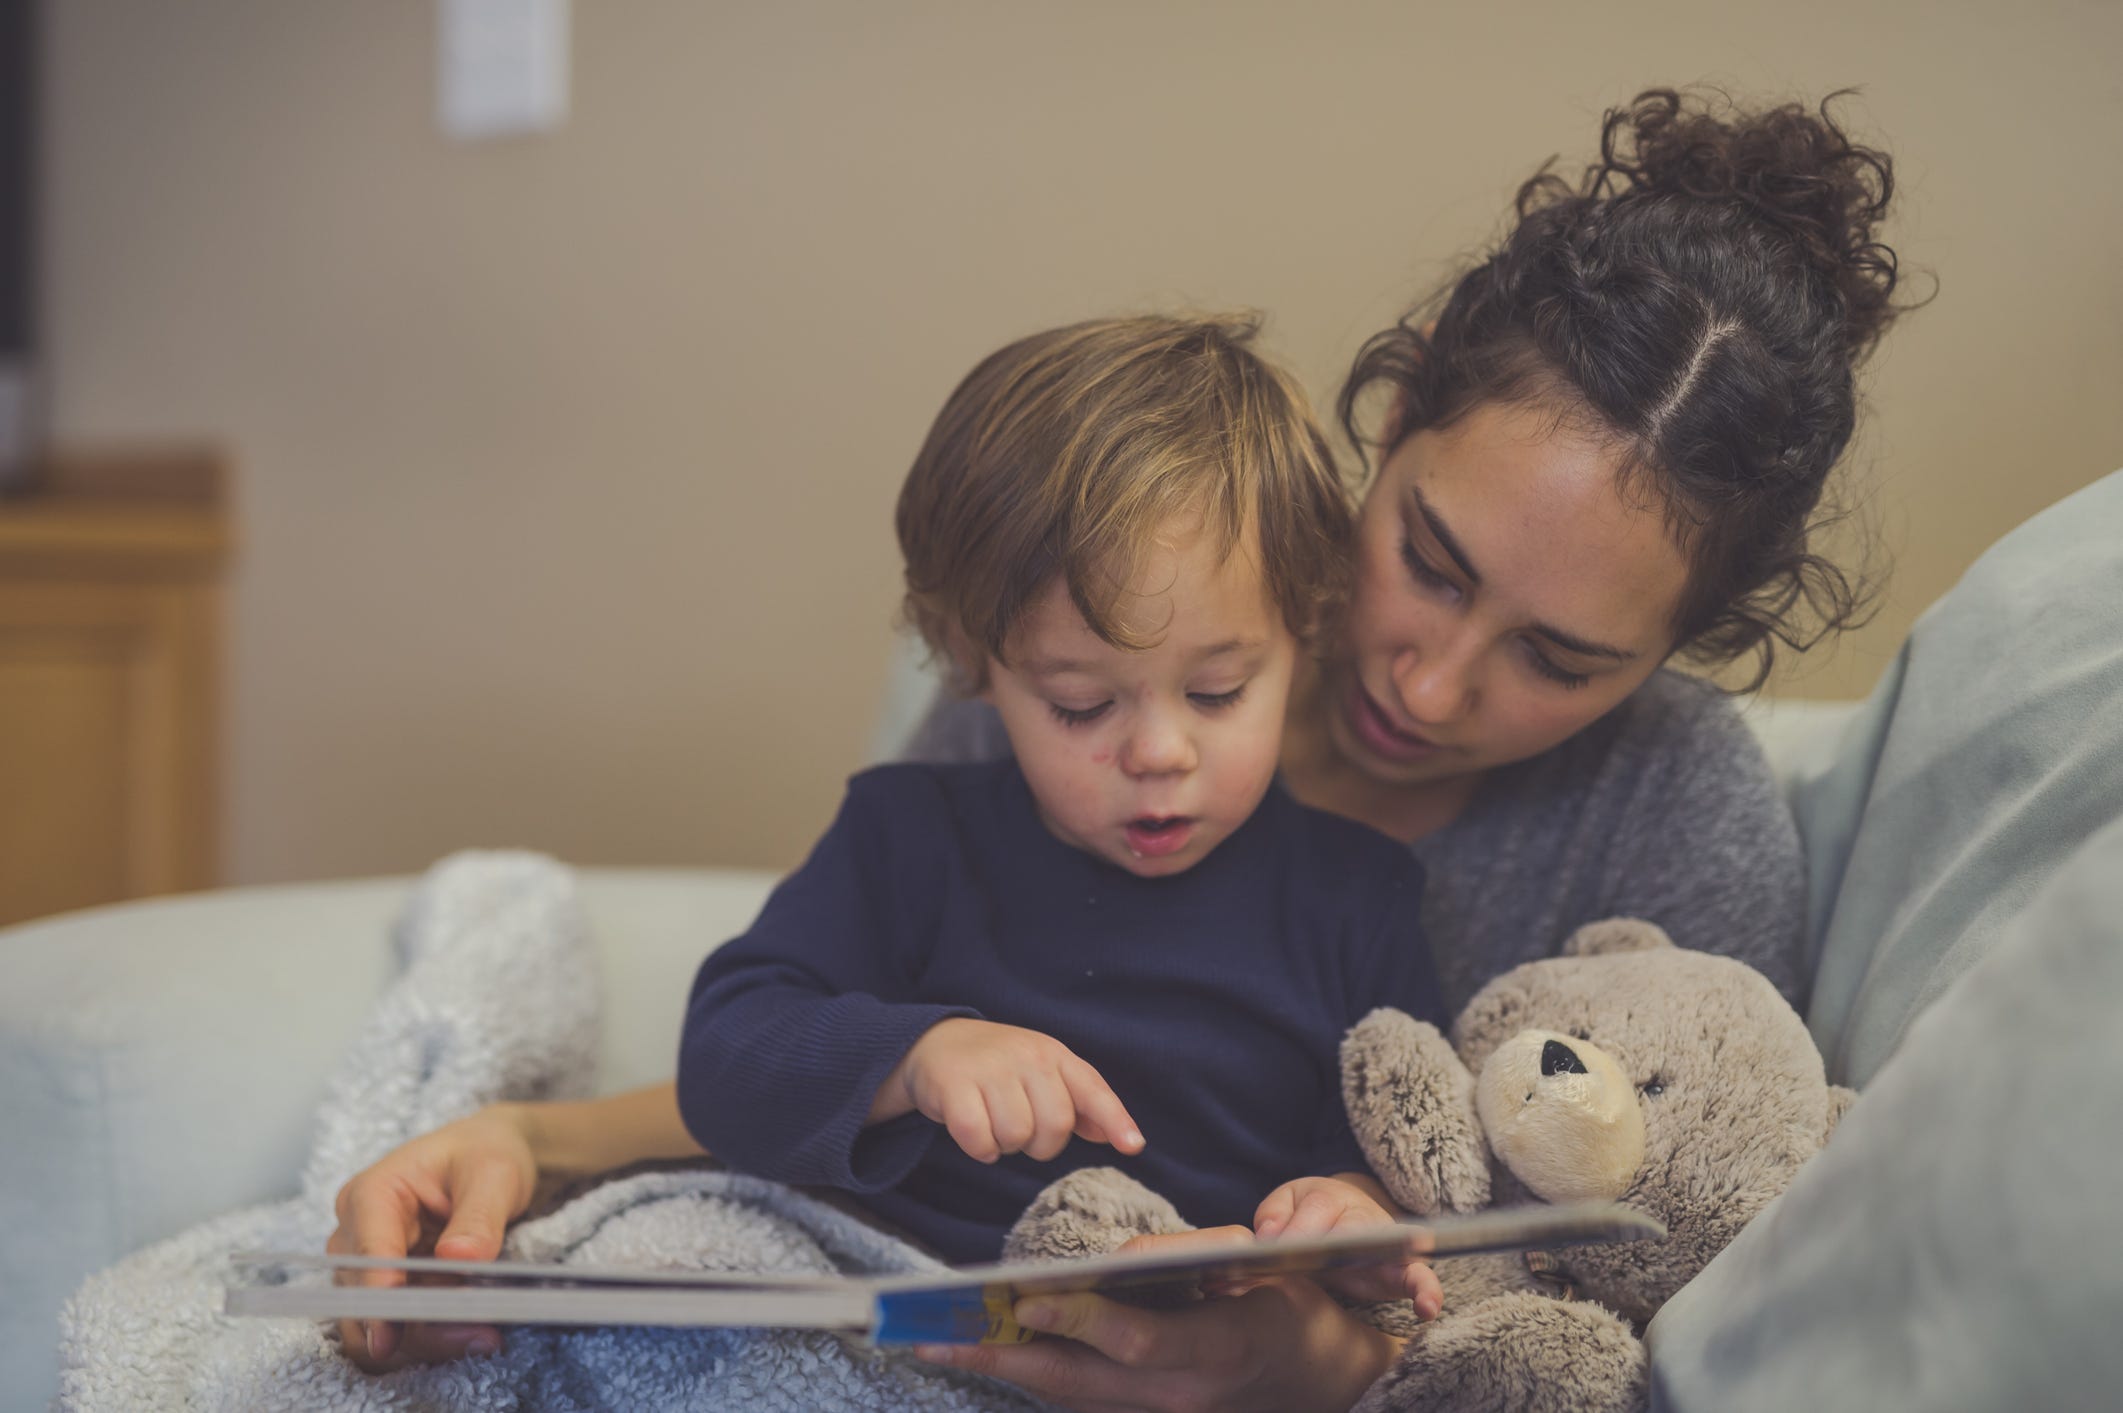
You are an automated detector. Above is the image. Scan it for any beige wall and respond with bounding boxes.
[41,1,2123,883]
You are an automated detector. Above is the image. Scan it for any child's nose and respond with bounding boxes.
[1121,712,1196,777]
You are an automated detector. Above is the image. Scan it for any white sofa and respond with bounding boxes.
[6,468,2121,1413]
[0,706,1849,1411]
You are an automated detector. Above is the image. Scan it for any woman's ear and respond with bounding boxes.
[1379,391,1408,451]
[1378,324,1432,448]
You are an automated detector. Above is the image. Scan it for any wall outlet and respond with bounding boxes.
[438,0,569,141]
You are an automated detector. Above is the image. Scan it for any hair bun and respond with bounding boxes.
[1560,88,1906,360]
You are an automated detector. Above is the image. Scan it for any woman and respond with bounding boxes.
[334,88,1908,1409]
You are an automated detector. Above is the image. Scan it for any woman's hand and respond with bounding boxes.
[324,1082,705,1372]
[918,1228,1409,1413]
[326,1104,540,1371]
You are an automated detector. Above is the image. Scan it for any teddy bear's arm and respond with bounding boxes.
[1341,1008,1492,1217]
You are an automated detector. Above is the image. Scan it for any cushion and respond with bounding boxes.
[1791,468,2123,1086]
[1647,467,2123,1409]
[1649,809,2123,1409]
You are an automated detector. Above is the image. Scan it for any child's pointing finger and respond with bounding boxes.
[1061,1059,1145,1154]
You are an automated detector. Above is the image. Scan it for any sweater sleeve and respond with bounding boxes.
[675,772,977,1192]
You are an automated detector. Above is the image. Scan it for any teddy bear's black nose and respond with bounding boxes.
[1541,1039,1588,1076]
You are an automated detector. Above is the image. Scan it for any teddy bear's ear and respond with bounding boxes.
[1561,917,1676,958]
[1823,1085,1860,1146]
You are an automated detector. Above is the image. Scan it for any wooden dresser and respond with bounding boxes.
[0,449,231,927]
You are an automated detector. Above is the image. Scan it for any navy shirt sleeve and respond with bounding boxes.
[1305,849,1439,1179]
[675,770,978,1192]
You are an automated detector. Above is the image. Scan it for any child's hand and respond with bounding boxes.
[876,1018,1146,1164]
[1253,1173,1441,1315]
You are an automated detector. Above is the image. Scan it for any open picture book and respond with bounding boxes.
[227,1200,1661,1345]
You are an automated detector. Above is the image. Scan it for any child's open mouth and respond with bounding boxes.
[1124,816,1196,859]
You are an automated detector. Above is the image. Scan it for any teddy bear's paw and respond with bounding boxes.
[1354,1291,1646,1413]
[1001,1167,1192,1266]
[1342,1008,1492,1216]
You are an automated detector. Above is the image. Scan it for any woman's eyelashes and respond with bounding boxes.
[1402,535,1593,690]
[1523,644,1591,690]
[1398,537,1460,599]
[1045,684,1249,728]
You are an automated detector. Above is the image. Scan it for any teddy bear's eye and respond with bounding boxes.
[1639,1077,1666,1097]
[1570,1028,1591,1042]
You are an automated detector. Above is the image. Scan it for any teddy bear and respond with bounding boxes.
[1002,918,1855,1413]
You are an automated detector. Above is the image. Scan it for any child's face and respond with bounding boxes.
[981,516,1297,878]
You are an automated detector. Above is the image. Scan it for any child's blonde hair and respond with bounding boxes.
[896,313,1352,688]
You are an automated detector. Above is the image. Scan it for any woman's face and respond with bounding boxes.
[1320,399,1693,789]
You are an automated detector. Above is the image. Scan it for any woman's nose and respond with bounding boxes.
[1393,638,1477,726]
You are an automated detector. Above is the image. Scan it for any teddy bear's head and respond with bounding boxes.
[1384,920,1854,1324]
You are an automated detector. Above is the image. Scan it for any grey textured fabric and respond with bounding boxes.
[1648,810,2123,1412]
[906,670,1805,1015]
[1791,467,2123,1088]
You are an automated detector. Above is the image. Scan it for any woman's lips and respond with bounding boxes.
[1124,816,1196,858]
[1347,680,1443,763]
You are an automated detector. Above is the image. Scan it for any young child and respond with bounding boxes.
[676,314,1444,1296]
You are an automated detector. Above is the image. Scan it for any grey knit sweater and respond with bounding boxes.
[903,669,1805,1014]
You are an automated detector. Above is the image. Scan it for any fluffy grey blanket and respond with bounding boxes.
[55,852,1045,1412]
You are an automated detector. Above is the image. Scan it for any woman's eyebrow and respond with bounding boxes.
[1409,483,1484,585]
[1408,484,1639,663]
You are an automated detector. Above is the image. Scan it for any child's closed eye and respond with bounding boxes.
[1048,701,1113,727]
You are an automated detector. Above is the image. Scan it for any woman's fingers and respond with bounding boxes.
[919,1324,1159,1411]
[386,1321,504,1367]
[917,1281,1263,1412]
[332,1174,426,1365]
[431,1155,526,1261]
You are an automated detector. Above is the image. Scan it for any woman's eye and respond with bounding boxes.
[1048,701,1112,727]
[1188,686,1247,711]
[1524,643,1592,691]
[1398,538,1460,598]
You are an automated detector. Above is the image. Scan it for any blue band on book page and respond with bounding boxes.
[873,1285,1035,1345]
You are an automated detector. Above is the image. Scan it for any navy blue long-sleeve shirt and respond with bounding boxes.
[676,759,1440,1264]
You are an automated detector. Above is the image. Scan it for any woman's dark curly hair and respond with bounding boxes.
[1340,88,1920,689]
